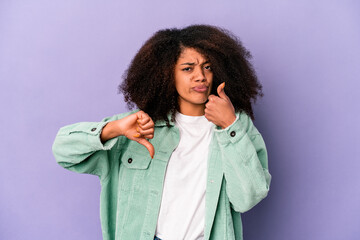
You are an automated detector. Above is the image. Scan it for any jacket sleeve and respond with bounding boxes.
[52,113,129,180]
[214,112,271,213]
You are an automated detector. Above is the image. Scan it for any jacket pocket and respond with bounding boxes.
[119,148,152,192]
[120,150,152,170]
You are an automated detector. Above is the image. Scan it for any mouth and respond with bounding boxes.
[192,85,208,93]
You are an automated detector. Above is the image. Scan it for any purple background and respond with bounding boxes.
[1,1,359,239]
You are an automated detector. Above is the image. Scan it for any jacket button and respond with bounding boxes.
[91,128,97,132]
[230,131,236,137]
[128,158,133,164]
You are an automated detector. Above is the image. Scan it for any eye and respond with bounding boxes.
[204,65,211,70]
[182,67,192,71]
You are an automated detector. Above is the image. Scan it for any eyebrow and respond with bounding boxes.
[180,61,210,66]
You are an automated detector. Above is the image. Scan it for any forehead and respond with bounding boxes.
[177,48,208,63]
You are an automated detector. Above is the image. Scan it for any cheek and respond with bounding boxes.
[206,72,213,82]
[208,74,214,92]
[175,82,187,97]
[176,76,190,90]
[174,76,183,92]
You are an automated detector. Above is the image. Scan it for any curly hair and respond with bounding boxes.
[119,24,263,125]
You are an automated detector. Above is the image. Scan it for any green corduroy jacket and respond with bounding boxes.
[52,110,271,240]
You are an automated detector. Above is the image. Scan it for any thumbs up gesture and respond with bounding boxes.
[205,82,236,129]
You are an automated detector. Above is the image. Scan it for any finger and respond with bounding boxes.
[204,108,215,117]
[205,101,213,109]
[217,82,229,100]
[205,97,217,109]
[138,120,154,130]
[133,133,141,138]
[137,111,151,125]
[136,138,155,159]
[136,111,145,124]
[207,94,218,102]
[204,112,214,123]
[138,117,151,126]
[136,111,144,121]
[204,108,213,117]
[133,129,154,138]
[143,134,154,139]
[137,127,154,136]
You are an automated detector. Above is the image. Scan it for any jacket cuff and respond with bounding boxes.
[214,115,246,145]
[68,121,118,151]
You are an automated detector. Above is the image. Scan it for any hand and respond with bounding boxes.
[121,111,155,158]
[101,111,155,158]
[205,82,236,129]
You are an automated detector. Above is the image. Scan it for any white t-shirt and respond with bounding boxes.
[155,112,214,240]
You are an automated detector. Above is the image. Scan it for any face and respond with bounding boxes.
[174,48,213,115]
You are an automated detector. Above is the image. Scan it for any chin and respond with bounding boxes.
[191,96,207,103]
[179,95,209,107]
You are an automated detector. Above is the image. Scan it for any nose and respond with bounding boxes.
[193,67,206,82]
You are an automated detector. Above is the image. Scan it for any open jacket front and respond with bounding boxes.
[52,110,271,240]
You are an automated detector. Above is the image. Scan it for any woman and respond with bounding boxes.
[53,24,271,240]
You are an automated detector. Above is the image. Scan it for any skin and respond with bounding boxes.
[100,110,155,157]
[101,47,236,158]
[174,48,213,116]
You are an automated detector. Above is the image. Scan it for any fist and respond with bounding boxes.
[204,82,236,129]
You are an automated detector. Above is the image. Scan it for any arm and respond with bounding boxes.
[52,110,155,179]
[214,113,271,213]
[52,115,123,179]
[205,82,271,212]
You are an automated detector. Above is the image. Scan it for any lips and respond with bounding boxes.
[193,85,208,93]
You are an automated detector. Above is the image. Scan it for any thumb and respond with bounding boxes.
[137,138,155,159]
[217,82,228,100]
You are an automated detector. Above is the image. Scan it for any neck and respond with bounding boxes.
[178,103,205,116]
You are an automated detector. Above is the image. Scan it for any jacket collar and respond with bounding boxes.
[154,112,176,127]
